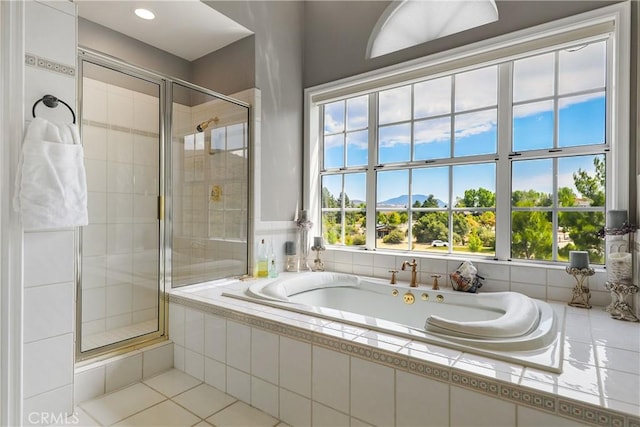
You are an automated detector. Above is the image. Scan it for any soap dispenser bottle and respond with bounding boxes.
[268,241,278,278]
[257,239,268,277]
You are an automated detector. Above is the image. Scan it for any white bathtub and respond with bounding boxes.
[223,272,563,372]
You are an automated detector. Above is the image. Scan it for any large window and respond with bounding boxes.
[318,32,616,264]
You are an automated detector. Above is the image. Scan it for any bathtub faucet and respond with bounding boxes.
[401,259,418,287]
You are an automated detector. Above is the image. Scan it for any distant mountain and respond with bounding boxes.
[379,194,446,208]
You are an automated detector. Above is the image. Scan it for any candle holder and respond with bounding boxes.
[296,211,312,272]
[565,266,595,309]
[604,281,639,322]
[311,243,325,271]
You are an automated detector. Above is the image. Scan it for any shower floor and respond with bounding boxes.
[82,319,158,351]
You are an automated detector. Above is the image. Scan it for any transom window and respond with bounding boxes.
[319,36,611,264]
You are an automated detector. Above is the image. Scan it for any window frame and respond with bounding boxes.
[305,2,630,264]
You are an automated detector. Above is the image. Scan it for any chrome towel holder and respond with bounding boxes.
[32,94,76,124]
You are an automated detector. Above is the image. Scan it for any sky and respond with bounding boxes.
[322,40,606,206]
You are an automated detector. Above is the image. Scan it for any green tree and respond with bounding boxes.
[558,187,577,207]
[468,233,483,252]
[511,207,553,260]
[459,188,495,208]
[413,212,448,243]
[383,229,405,244]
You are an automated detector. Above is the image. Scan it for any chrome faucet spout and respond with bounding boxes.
[401,259,419,287]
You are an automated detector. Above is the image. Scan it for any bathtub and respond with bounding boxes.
[223,272,563,372]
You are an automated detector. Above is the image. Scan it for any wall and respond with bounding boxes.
[22,1,77,424]
[303,0,623,87]
[191,36,256,96]
[78,18,192,82]
[204,1,304,222]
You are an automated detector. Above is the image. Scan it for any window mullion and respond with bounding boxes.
[495,62,513,261]
[366,94,378,250]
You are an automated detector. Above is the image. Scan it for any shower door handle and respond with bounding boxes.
[158,195,164,220]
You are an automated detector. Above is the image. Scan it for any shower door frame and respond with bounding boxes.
[76,48,252,362]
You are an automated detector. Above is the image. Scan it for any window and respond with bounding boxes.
[311,5,629,265]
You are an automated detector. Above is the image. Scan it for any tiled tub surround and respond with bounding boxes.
[169,278,639,427]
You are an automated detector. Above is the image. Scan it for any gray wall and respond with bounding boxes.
[192,36,256,95]
[205,1,305,222]
[303,1,622,87]
[78,18,192,82]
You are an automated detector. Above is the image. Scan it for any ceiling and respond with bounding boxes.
[76,0,254,62]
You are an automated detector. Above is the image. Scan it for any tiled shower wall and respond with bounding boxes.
[81,77,160,340]
[23,1,77,423]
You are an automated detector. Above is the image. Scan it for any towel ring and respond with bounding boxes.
[32,94,76,124]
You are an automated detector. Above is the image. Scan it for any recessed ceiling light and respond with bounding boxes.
[134,8,155,20]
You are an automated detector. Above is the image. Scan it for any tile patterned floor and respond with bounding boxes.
[73,369,287,427]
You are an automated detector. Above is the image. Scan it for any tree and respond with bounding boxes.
[459,188,495,208]
[511,208,553,260]
[558,157,606,263]
[383,229,405,244]
[413,212,448,243]
[468,233,483,252]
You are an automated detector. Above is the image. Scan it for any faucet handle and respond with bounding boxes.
[388,270,399,285]
[431,274,442,290]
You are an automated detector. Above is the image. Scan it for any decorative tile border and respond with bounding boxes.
[25,53,75,77]
[169,293,635,427]
[82,120,160,138]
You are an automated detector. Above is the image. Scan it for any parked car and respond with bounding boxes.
[431,240,448,247]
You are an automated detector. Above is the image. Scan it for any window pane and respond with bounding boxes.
[322,212,341,244]
[558,211,605,264]
[412,167,449,208]
[379,123,411,163]
[559,41,606,95]
[323,134,344,169]
[347,95,368,131]
[411,211,449,252]
[558,155,605,207]
[345,210,366,246]
[227,123,245,150]
[512,159,552,207]
[414,76,451,119]
[513,52,554,102]
[454,109,497,156]
[558,93,605,147]
[455,66,497,112]
[379,85,411,125]
[414,117,451,160]
[344,173,366,207]
[321,175,342,208]
[513,100,554,151]
[376,211,409,250]
[377,170,408,207]
[511,211,553,260]
[346,130,368,167]
[453,163,496,208]
[324,101,344,134]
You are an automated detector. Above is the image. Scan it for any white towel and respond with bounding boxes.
[14,117,88,230]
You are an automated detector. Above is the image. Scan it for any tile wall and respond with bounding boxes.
[81,77,160,345]
[23,1,77,423]
[321,249,613,308]
[73,341,174,406]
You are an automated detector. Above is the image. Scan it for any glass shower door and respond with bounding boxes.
[170,82,249,286]
[78,58,164,356]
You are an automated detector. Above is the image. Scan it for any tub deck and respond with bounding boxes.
[169,273,640,426]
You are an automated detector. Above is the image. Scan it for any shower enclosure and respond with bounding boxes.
[77,50,250,360]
